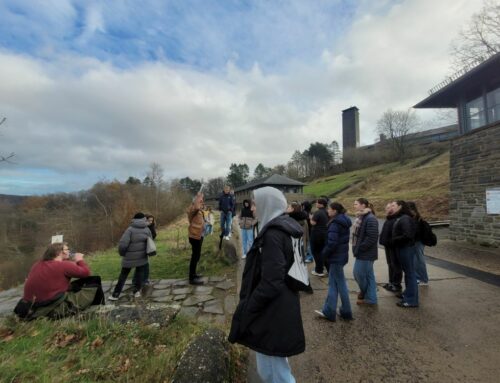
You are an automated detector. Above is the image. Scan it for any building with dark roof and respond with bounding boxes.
[414,52,500,247]
[234,174,306,208]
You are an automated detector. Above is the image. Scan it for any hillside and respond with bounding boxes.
[304,152,450,220]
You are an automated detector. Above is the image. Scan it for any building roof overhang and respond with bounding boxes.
[414,53,500,109]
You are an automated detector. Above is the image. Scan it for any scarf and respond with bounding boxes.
[352,208,372,246]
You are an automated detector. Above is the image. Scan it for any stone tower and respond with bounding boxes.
[342,106,360,150]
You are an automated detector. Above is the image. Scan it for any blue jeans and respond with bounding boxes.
[353,259,377,304]
[323,264,352,321]
[220,211,232,236]
[241,228,254,256]
[255,352,296,383]
[398,245,419,306]
[204,224,213,236]
[414,241,429,283]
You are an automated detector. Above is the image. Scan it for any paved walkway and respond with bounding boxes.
[0,276,238,324]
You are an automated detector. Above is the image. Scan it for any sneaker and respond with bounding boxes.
[108,295,119,301]
[311,270,326,277]
[382,283,392,291]
[134,291,141,298]
[357,292,364,300]
[357,300,376,306]
[418,281,429,286]
[339,313,354,321]
[224,236,230,241]
[304,257,313,264]
[388,284,402,293]
[242,254,247,259]
[396,301,418,308]
[189,277,204,285]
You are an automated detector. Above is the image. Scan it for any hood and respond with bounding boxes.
[130,218,148,228]
[356,208,372,217]
[260,214,304,238]
[254,186,288,232]
[332,213,352,229]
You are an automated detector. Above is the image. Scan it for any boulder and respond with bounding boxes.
[172,328,230,383]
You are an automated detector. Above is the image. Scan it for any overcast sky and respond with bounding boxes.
[0,0,476,195]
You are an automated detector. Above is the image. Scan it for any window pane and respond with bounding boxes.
[466,96,485,130]
[487,87,500,124]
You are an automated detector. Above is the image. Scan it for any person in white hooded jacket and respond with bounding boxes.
[229,187,305,383]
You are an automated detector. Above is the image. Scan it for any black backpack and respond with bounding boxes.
[420,220,437,247]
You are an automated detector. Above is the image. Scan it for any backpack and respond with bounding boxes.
[420,220,437,247]
[285,236,313,293]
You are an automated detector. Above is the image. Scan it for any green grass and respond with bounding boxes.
[305,152,451,220]
[87,217,235,281]
[0,217,244,383]
[304,161,403,197]
[0,313,207,382]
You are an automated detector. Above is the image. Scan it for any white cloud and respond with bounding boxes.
[0,0,477,194]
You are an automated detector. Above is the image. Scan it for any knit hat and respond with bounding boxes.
[133,212,145,219]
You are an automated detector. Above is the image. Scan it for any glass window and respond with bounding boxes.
[487,87,500,124]
[466,96,486,130]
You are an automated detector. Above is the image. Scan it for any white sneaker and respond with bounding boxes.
[314,310,327,318]
[311,271,326,277]
[418,281,429,286]
[224,236,230,241]
[242,254,247,259]
[108,295,119,301]
[134,291,141,298]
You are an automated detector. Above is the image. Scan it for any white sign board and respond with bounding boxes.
[486,189,500,215]
[51,235,64,244]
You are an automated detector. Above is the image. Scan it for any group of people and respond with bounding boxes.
[229,188,435,382]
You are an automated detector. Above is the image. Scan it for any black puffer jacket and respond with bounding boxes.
[379,214,397,247]
[228,214,305,357]
[392,213,416,247]
[118,218,152,268]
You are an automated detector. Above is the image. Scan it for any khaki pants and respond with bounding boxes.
[32,287,98,319]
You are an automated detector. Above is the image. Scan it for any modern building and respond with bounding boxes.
[342,106,360,150]
[414,52,500,247]
[233,174,306,209]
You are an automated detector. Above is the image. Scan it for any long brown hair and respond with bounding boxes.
[355,198,375,215]
[42,243,64,261]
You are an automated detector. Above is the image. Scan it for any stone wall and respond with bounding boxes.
[449,121,500,247]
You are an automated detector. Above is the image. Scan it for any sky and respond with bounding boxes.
[0,0,478,195]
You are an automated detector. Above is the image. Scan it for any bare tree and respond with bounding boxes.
[146,162,164,219]
[451,0,500,71]
[376,109,420,163]
[0,117,15,163]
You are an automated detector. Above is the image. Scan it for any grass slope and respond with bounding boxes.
[305,152,450,220]
[0,216,244,383]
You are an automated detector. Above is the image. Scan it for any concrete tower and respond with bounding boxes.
[342,106,360,150]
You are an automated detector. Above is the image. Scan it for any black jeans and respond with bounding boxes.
[311,231,327,274]
[112,265,146,296]
[385,246,402,287]
[189,237,204,280]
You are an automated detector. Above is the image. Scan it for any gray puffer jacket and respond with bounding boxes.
[118,218,152,268]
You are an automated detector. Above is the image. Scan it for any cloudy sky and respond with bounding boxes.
[0,0,476,195]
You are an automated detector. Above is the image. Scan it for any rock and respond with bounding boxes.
[193,286,214,295]
[203,300,224,315]
[103,306,179,327]
[224,296,237,314]
[173,287,192,295]
[153,295,173,303]
[179,306,199,318]
[151,289,171,298]
[172,328,230,383]
[222,241,239,265]
[173,294,187,301]
[183,295,215,307]
[216,280,235,291]
[209,276,226,283]
[173,279,190,287]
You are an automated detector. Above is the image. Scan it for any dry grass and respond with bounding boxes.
[310,152,450,220]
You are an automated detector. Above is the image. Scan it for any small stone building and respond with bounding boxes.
[414,53,500,247]
[234,174,306,209]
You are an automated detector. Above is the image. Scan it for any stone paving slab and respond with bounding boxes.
[173,287,191,295]
[153,295,174,303]
[151,289,171,298]
[193,286,214,295]
[224,295,237,314]
[215,280,235,290]
[209,276,226,282]
[173,294,187,301]
[203,300,224,315]
[179,306,199,318]
[183,295,215,307]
